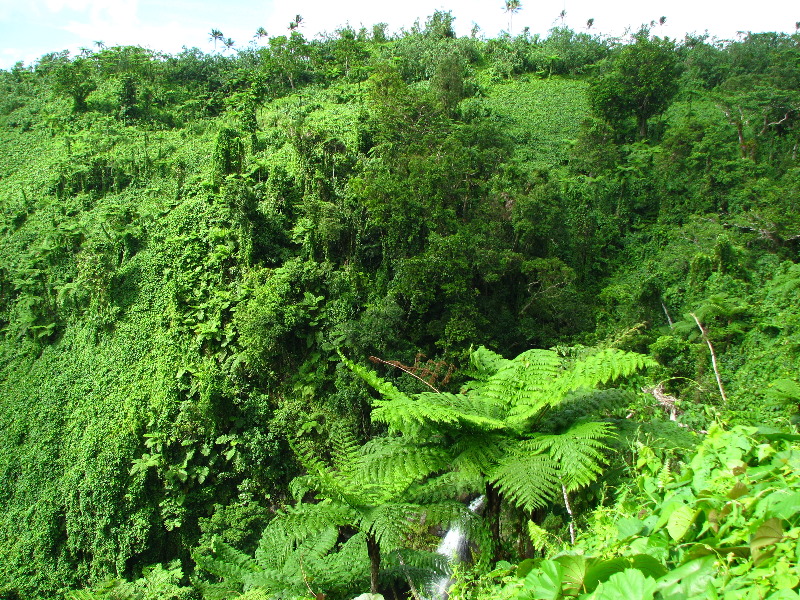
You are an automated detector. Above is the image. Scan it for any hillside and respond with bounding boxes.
[0,18,799,599]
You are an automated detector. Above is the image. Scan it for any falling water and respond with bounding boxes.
[429,496,485,600]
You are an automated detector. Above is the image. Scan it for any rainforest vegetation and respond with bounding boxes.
[1,10,800,600]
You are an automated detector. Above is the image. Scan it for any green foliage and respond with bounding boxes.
[589,31,681,139]
[452,426,800,600]
[2,16,800,599]
[346,345,653,516]
[66,561,194,600]
[195,418,458,598]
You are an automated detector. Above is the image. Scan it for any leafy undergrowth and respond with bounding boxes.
[452,425,800,600]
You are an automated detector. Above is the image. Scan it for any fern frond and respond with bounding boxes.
[241,568,293,593]
[315,532,370,594]
[489,448,560,512]
[329,423,364,473]
[65,591,104,600]
[342,354,413,405]
[312,464,387,507]
[255,519,293,571]
[527,421,615,492]
[477,349,561,410]
[294,525,339,564]
[361,502,423,550]
[278,500,359,540]
[288,473,316,502]
[553,349,654,397]
[198,581,248,600]
[466,346,509,380]
[372,392,503,431]
[543,388,635,433]
[475,350,563,426]
[449,430,512,478]
[422,500,476,534]
[194,536,260,585]
[358,436,450,493]
[405,471,484,504]
[382,548,450,591]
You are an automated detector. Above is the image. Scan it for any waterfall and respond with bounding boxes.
[429,496,485,600]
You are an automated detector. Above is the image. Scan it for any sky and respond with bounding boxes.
[0,0,797,70]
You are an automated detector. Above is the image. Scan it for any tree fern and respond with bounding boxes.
[343,343,652,535]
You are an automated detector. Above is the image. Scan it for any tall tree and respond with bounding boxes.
[589,30,682,139]
[503,0,522,35]
[209,28,223,50]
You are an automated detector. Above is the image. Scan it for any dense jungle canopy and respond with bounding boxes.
[1,12,799,600]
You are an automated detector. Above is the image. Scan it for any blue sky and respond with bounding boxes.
[1,0,797,70]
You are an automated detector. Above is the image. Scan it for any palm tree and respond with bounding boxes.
[93,40,105,50]
[223,37,235,52]
[586,18,595,31]
[503,0,522,35]
[254,26,268,41]
[209,28,223,50]
[558,9,567,26]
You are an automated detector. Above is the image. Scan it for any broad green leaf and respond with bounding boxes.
[523,560,563,600]
[767,589,800,599]
[594,569,658,600]
[656,556,716,600]
[555,555,587,594]
[764,491,800,521]
[726,481,749,500]
[751,518,783,565]
[627,555,668,580]
[667,505,697,542]
[617,517,646,540]
[584,558,630,593]
[517,558,537,579]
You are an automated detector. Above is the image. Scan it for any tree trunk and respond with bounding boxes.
[690,312,728,406]
[485,482,503,562]
[366,532,381,594]
[637,114,648,139]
